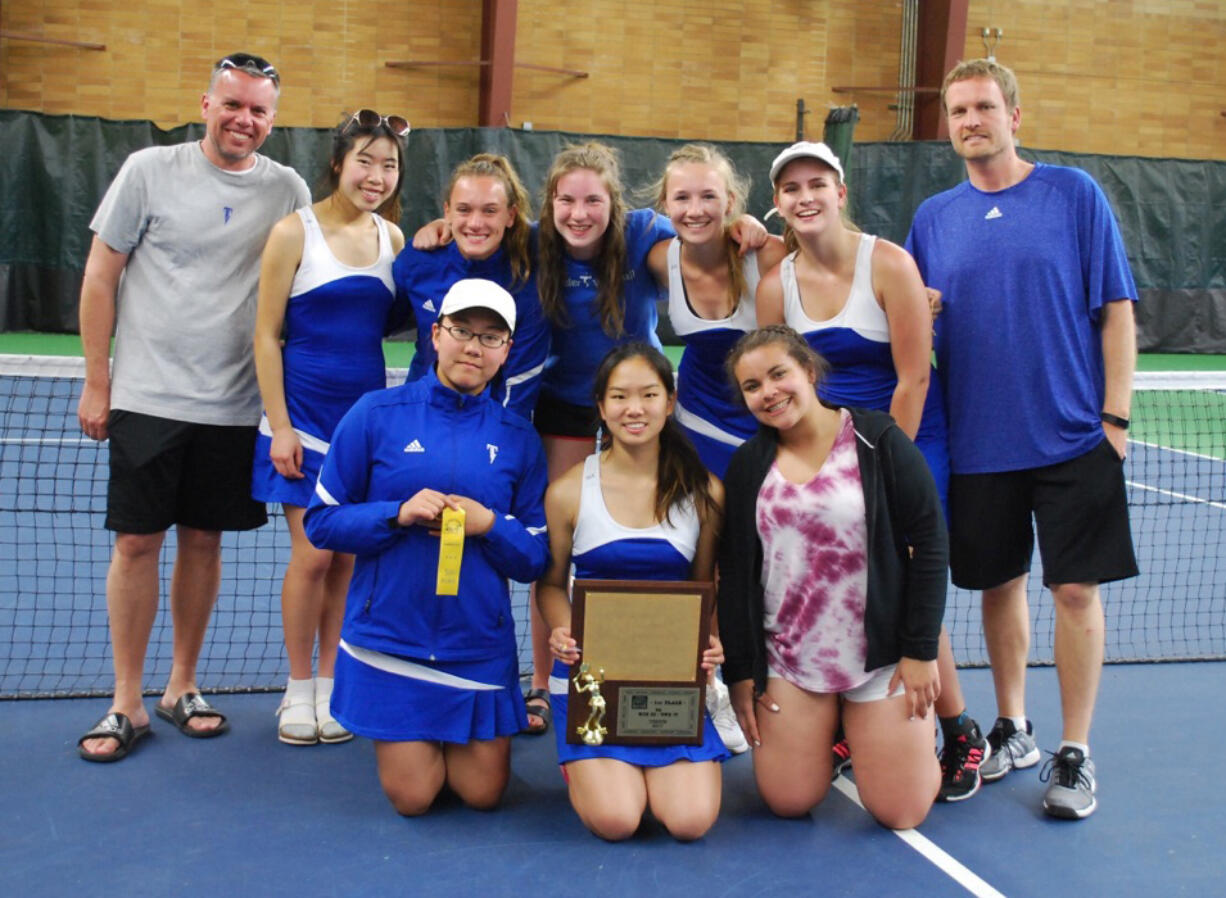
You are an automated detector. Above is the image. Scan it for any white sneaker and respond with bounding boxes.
[706,676,749,754]
[277,677,318,745]
[314,676,353,744]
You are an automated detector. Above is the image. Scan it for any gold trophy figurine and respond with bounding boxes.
[572,663,608,746]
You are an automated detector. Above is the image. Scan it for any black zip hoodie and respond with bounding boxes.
[718,407,948,693]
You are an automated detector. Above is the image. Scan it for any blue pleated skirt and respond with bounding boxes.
[332,642,527,743]
[250,431,324,507]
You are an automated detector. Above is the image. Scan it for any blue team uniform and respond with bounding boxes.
[392,242,549,419]
[549,453,730,766]
[538,208,675,409]
[252,207,395,506]
[905,163,1138,475]
[304,369,550,742]
[781,233,950,506]
[665,239,762,478]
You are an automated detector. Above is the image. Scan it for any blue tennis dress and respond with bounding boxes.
[550,453,730,766]
[252,207,395,506]
[781,234,950,505]
[666,239,762,478]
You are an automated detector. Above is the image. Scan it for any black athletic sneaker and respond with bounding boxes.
[937,721,990,802]
[831,732,852,781]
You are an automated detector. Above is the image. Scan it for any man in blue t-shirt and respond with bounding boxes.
[906,59,1138,820]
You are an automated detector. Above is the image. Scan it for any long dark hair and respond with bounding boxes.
[537,142,629,335]
[593,343,716,526]
[322,113,406,222]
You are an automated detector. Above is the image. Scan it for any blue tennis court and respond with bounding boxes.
[3,664,1220,896]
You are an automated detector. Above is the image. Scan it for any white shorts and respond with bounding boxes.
[768,661,903,703]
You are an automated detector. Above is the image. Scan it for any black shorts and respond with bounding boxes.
[105,410,268,534]
[947,438,1138,590]
[534,392,601,440]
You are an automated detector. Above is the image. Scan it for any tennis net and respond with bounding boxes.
[1,355,1224,698]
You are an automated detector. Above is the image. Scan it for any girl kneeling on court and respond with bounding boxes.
[537,343,728,842]
[719,325,944,830]
[304,279,549,815]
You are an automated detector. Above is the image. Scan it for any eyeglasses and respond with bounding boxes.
[344,109,411,138]
[439,323,509,349]
[215,53,280,86]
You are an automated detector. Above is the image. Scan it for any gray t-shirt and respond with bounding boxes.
[90,142,311,425]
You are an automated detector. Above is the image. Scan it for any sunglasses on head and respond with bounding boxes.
[345,109,411,138]
[215,53,280,86]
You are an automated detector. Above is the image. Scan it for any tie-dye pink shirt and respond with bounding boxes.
[756,409,871,693]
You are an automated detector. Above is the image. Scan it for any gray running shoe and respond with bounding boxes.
[979,718,1040,782]
[1040,746,1097,819]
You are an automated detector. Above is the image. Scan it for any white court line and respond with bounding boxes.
[1128,438,1226,464]
[831,776,1007,898]
[1126,480,1226,511]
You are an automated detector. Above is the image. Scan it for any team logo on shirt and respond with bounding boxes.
[404,439,425,453]
[984,206,1003,220]
[223,206,234,224]
[487,443,499,463]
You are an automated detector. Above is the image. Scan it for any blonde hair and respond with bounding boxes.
[537,142,628,336]
[941,58,1021,113]
[648,143,751,310]
[772,157,857,253]
[445,154,533,289]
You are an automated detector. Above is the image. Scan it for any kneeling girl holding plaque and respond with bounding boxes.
[537,343,729,842]
[719,325,945,830]
[304,279,549,815]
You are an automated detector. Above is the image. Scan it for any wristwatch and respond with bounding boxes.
[1100,411,1130,429]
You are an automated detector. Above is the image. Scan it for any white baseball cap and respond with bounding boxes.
[437,278,516,332]
[768,141,845,185]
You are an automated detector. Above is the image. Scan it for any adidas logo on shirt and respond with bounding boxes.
[404,439,425,453]
[423,299,436,312]
[984,206,1003,220]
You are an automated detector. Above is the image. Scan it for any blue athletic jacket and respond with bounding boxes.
[304,368,550,662]
[392,243,550,420]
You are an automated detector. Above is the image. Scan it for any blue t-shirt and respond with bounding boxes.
[392,243,549,419]
[905,163,1137,474]
[539,208,675,408]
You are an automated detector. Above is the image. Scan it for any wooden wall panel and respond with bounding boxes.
[1,0,1222,159]
[0,0,485,128]
[958,0,1226,159]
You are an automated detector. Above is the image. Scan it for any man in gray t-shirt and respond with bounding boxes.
[76,53,310,762]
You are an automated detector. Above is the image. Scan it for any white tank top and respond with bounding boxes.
[780,233,889,343]
[665,238,761,337]
[291,206,395,298]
